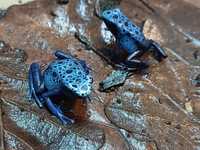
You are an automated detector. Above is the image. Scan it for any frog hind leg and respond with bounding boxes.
[28,63,45,108]
[41,90,74,124]
[126,50,149,69]
[116,36,148,71]
[116,47,148,71]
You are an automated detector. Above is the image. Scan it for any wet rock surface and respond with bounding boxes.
[0,0,200,149]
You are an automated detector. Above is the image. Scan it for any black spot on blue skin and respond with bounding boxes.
[113,15,118,19]
[74,62,79,65]
[106,11,111,14]
[68,75,72,78]
[72,67,76,70]
[72,84,77,88]
[121,15,125,20]
[132,24,136,28]
[53,72,57,77]
[75,79,81,83]
[135,30,139,35]
[66,69,73,74]
[84,68,89,74]
[125,22,128,26]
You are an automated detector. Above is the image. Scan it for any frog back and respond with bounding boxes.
[44,58,92,97]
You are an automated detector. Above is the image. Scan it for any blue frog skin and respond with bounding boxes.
[28,51,93,124]
[101,8,167,70]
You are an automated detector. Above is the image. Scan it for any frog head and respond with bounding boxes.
[101,8,124,36]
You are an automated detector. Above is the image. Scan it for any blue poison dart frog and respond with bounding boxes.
[101,8,167,70]
[28,51,93,124]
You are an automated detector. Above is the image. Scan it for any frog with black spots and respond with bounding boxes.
[28,51,93,124]
[101,8,167,70]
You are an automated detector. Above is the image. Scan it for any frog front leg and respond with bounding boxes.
[28,63,45,108]
[41,90,74,124]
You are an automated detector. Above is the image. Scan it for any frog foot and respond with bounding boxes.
[45,97,74,124]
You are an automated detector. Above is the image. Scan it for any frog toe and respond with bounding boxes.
[45,97,74,124]
[58,114,74,125]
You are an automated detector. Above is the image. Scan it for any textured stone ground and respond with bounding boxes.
[0,0,200,149]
